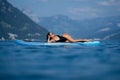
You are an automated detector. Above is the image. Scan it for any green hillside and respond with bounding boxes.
[0,0,48,40]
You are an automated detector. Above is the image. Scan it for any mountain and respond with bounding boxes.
[88,16,120,40]
[39,15,87,38]
[39,15,120,40]
[0,0,48,41]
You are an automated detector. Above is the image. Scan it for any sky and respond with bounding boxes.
[8,0,120,22]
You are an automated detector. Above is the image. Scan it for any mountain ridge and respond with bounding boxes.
[39,15,120,40]
[0,0,48,40]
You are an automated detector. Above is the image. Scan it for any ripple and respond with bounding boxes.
[0,40,120,80]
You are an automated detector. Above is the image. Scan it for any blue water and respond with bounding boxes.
[0,40,120,80]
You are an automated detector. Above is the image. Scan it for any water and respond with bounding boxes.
[0,40,120,80]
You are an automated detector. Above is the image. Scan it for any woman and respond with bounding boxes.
[47,32,90,43]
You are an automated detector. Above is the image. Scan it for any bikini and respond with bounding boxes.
[56,35,86,42]
[56,35,67,42]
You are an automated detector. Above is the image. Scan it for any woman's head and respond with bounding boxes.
[46,32,55,40]
[47,32,55,37]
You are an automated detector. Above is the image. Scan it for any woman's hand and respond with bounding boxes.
[47,35,51,42]
[48,35,50,39]
[47,35,56,43]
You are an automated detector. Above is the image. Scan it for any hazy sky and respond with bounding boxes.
[8,0,120,21]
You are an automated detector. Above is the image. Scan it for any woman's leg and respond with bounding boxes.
[62,33,90,42]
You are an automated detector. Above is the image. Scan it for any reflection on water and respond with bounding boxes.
[0,40,120,80]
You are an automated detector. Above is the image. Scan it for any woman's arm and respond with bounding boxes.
[47,36,56,43]
[48,39,56,43]
[47,36,51,42]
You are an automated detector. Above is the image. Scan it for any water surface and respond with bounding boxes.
[0,40,120,80]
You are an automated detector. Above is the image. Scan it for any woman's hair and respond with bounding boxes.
[46,32,51,41]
